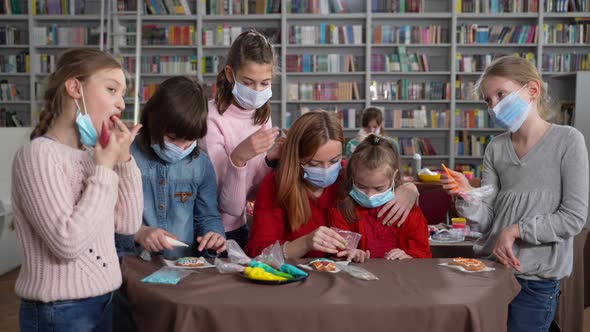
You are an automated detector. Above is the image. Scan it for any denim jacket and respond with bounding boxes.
[116,143,225,259]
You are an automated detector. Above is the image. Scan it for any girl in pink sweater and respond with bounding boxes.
[11,48,143,331]
[200,30,283,247]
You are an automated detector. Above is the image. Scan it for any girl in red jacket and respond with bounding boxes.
[329,134,431,259]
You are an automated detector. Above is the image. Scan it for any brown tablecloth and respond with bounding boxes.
[429,229,590,332]
[122,256,520,332]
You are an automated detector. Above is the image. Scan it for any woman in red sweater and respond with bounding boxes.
[329,134,431,259]
[244,110,420,260]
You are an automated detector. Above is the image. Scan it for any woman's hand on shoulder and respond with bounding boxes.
[378,183,419,227]
[197,232,226,253]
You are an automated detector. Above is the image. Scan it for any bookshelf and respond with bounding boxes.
[0,0,588,177]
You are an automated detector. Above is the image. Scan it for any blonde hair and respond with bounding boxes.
[275,110,344,231]
[30,48,122,140]
[475,55,552,120]
[338,134,402,222]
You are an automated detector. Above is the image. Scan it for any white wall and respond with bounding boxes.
[0,128,31,275]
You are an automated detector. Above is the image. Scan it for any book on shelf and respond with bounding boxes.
[287,82,360,101]
[370,80,450,101]
[455,131,494,157]
[372,0,424,13]
[288,0,349,14]
[143,0,192,15]
[289,24,363,45]
[32,25,101,46]
[545,0,588,12]
[553,102,575,125]
[397,136,437,156]
[542,53,590,72]
[1,0,24,14]
[206,0,280,15]
[202,26,280,46]
[543,23,590,44]
[372,24,447,44]
[142,25,195,45]
[33,0,102,15]
[0,108,24,127]
[286,54,359,73]
[456,52,536,72]
[0,26,27,45]
[383,107,450,129]
[457,24,537,44]
[0,52,29,73]
[457,0,538,13]
[332,107,358,129]
[371,48,430,72]
[455,109,496,129]
[0,81,20,101]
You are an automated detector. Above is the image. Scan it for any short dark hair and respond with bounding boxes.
[137,76,208,159]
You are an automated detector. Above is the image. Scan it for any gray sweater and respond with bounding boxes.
[456,124,588,280]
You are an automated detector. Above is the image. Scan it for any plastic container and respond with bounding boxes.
[451,218,469,235]
[417,173,441,182]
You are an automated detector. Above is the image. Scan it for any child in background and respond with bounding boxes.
[200,30,283,247]
[330,134,431,259]
[12,48,143,331]
[116,77,226,260]
[344,107,384,157]
[441,56,588,332]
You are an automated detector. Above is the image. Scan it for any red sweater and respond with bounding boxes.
[328,205,431,259]
[244,172,341,258]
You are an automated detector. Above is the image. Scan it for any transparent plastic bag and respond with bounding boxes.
[430,229,465,243]
[140,267,192,285]
[335,262,379,281]
[255,240,284,269]
[214,257,246,274]
[226,239,252,265]
[330,227,361,250]
[459,185,495,202]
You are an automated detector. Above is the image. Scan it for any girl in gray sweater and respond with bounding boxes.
[441,56,588,332]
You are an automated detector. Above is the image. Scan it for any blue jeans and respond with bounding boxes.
[508,278,560,332]
[20,292,114,332]
[226,224,249,248]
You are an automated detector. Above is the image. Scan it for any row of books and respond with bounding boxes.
[32,53,55,73]
[372,25,448,45]
[455,109,496,129]
[456,0,538,13]
[1,0,25,14]
[206,0,281,15]
[0,53,28,73]
[142,25,195,46]
[457,24,537,44]
[202,26,280,46]
[371,48,431,72]
[455,78,478,101]
[545,0,588,12]
[202,56,225,74]
[0,81,20,101]
[542,53,590,72]
[288,0,348,14]
[455,132,494,157]
[332,108,359,129]
[287,82,360,101]
[0,26,26,45]
[385,107,451,129]
[372,0,425,13]
[369,80,451,101]
[288,25,363,45]
[456,52,536,72]
[398,137,438,156]
[144,0,193,15]
[31,26,100,46]
[286,54,359,73]
[543,23,590,44]
[120,55,199,75]
[32,0,102,15]
[0,108,24,127]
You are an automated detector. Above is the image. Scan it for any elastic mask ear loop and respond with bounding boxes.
[79,83,89,115]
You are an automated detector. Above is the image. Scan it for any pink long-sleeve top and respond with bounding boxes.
[11,137,143,302]
[199,100,273,232]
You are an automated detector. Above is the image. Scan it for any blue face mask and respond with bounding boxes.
[232,73,272,110]
[349,184,395,208]
[488,84,531,133]
[302,161,341,188]
[151,140,197,163]
[74,85,97,147]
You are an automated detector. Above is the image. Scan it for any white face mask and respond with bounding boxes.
[231,73,272,110]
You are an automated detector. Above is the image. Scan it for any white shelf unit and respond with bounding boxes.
[0,0,588,175]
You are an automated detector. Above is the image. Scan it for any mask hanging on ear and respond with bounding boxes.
[74,84,98,146]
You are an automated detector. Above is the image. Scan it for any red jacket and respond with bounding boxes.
[244,171,341,258]
[328,204,431,259]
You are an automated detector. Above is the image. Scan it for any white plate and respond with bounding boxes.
[163,257,216,270]
[439,262,495,273]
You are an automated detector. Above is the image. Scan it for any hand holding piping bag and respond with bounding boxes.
[440,164,474,197]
